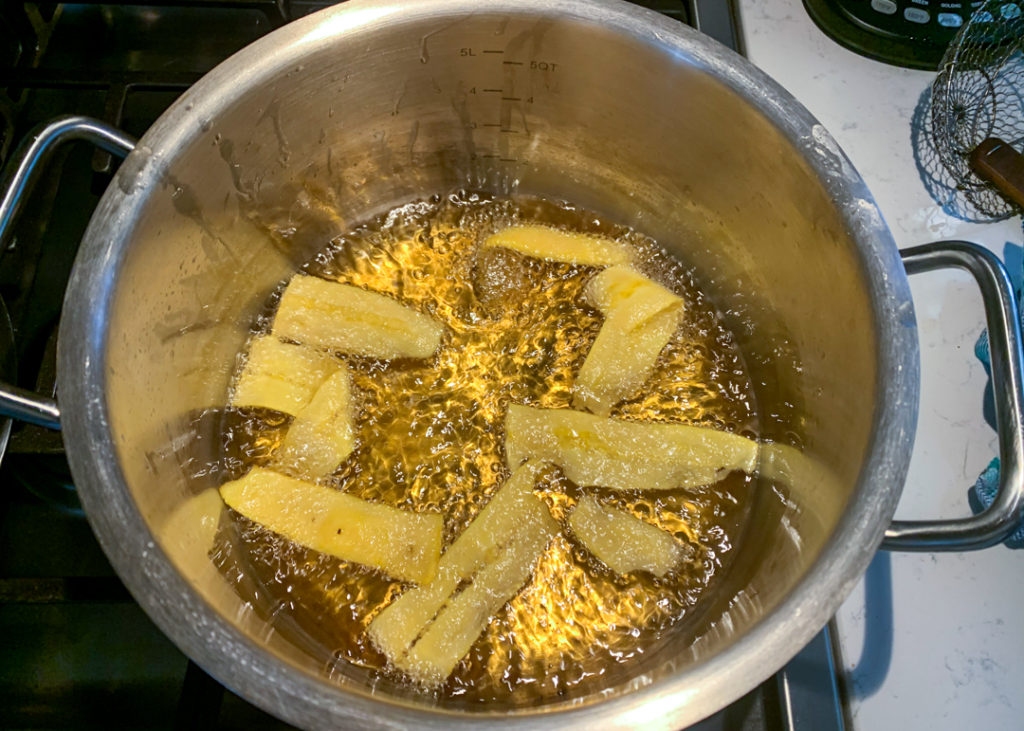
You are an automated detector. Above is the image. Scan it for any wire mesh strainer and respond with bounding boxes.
[930,1,1024,221]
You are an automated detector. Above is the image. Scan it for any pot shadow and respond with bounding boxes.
[738,553,892,727]
[839,550,894,700]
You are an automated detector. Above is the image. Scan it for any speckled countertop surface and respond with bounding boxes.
[736,1,1024,728]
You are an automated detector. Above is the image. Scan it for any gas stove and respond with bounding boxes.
[3,0,1016,729]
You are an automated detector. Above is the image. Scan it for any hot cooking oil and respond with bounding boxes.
[210,190,760,706]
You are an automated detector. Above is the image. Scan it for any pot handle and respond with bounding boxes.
[0,115,137,431]
[883,241,1024,551]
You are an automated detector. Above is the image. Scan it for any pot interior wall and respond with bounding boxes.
[98,5,877,714]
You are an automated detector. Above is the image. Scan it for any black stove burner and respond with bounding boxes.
[0,1,844,728]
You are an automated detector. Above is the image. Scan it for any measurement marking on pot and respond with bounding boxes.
[502,97,521,101]
[500,128,519,134]
[500,59,559,71]
[483,89,502,93]
[500,157,518,162]
[482,50,504,54]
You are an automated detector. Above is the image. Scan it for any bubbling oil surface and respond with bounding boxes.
[212,191,760,706]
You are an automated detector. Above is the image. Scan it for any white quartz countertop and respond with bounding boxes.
[737,1,1024,729]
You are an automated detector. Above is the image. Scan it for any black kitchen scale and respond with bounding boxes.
[802,0,1009,69]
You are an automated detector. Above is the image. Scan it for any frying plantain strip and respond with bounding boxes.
[574,266,685,415]
[367,461,556,683]
[230,334,341,415]
[274,368,356,479]
[396,517,557,686]
[219,467,443,584]
[505,404,758,491]
[568,495,682,577]
[481,224,632,267]
[574,306,681,416]
[273,274,443,359]
[586,264,682,327]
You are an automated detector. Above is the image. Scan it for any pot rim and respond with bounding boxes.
[57,0,919,728]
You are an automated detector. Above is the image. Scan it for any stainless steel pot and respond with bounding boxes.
[0,1,1022,728]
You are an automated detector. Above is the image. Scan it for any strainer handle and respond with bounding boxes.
[884,241,1024,551]
[970,138,1024,211]
[0,115,137,430]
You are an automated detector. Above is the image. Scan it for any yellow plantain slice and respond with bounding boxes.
[367,461,556,683]
[272,274,443,359]
[274,368,356,479]
[574,306,681,416]
[230,335,341,415]
[574,266,685,415]
[585,264,683,329]
[568,495,682,577]
[368,566,459,671]
[481,224,632,267]
[396,517,557,686]
[505,404,758,491]
[219,467,442,584]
